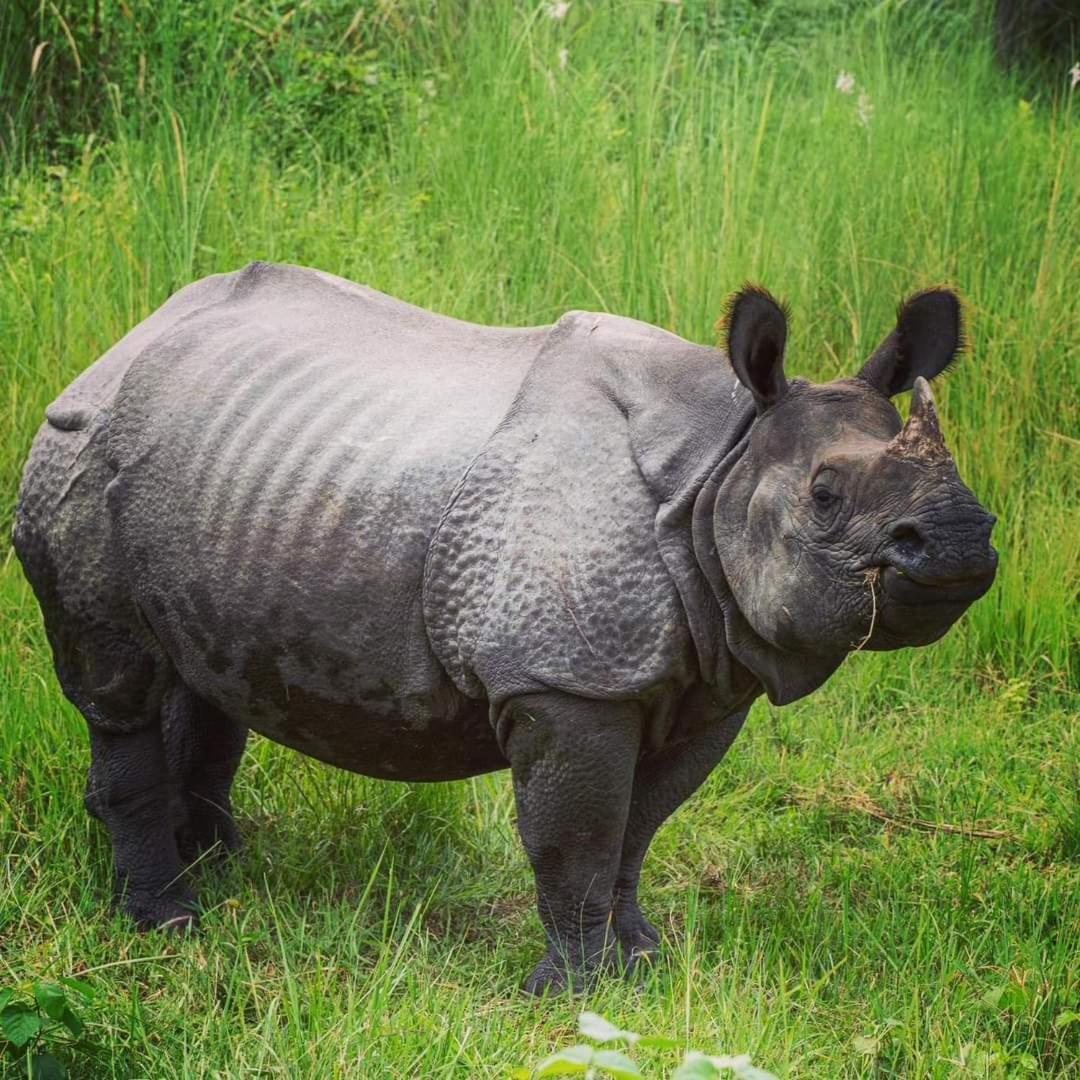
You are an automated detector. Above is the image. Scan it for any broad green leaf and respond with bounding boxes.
[592,1049,642,1077]
[29,1052,67,1080]
[579,1012,627,1044]
[59,1007,84,1038]
[852,1034,880,1055]
[34,984,68,1021]
[0,989,13,1013]
[1,1004,43,1048]
[982,982,1029,1012]
[57,978,95,1002]
[711,1055,752,1070]
[672,1055,719,1080]
[634,1036,681,1050]
[1054,1010,1080,1029]
[533,1045,593,1076]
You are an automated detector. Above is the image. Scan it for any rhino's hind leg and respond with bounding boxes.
[58,631,198,932]
[503,693,643,996]
[163,686,247,863]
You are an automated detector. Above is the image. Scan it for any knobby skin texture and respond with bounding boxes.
[14,262,997,993]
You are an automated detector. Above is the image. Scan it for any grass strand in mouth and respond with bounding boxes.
[851,567,881,653]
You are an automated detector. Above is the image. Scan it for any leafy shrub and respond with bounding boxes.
[0,0,439,164]
[0,978,95,1079]
[515,1012,778,1079]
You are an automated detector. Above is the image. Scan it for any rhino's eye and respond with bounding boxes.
[812,486,837,509]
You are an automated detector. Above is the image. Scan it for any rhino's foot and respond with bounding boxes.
[523,954,572,997]
[120,888,200,934]
[522,933,623,997]
[615,908,662,971]
[523,952,606,997]
[176,810,242,866]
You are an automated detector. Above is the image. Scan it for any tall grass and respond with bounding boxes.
[1,2,1077,1076]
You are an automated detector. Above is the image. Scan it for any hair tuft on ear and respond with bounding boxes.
[715,282,792,341]
[719,282,791,412]
[895,284,968,376]
[858,284,966,397]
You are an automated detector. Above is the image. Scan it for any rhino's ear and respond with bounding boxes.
[857,287,964,397]
[723,284,790,413]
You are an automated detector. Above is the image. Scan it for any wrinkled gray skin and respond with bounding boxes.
[14,263,997,993]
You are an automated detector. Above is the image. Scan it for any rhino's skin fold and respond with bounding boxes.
[14,262,997,993]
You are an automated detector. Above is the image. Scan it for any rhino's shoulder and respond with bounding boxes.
[424,309,707,706]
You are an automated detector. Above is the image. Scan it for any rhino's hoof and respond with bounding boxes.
[615,911,662,970]
[522,956,572,997]
[123,892,200,935]
[625,917,661,950]
[176,817,242,865]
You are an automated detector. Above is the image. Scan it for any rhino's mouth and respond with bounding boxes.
[879,563,996,607]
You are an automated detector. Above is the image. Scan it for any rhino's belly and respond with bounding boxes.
[194,653,506,781]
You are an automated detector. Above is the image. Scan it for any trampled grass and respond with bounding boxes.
[1,2,1077,1076]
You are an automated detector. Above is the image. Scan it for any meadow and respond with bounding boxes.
[0,1,1077,1075]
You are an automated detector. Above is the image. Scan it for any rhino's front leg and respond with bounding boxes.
[503,692,642,996]
[613,704,750,964]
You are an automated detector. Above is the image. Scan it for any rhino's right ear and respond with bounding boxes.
[857,287,964,397]
[722,284,790,413]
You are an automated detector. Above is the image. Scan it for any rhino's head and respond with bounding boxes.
[713,284,996,681]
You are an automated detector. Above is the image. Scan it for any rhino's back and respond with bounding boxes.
[104,263,546,775]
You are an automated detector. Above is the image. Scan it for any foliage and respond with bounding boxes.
[0,980,94,1079]
[0,0,436,165]
[514,1012,776,1078]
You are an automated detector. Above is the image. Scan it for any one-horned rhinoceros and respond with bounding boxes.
[15,262,997,993]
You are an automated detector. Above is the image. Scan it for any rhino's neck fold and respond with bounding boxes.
[690,449,847,707]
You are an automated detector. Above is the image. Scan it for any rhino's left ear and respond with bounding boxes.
[857,287,964,397]
[723,284,790,413]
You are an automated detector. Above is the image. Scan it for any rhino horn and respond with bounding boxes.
[886,376,951,464]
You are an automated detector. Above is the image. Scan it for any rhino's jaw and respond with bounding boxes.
[881,559,997,602]
[867,551,996,648]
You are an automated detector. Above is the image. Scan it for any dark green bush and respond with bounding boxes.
[0,0,437,165]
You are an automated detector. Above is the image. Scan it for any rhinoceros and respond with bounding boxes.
[14,262,997,993]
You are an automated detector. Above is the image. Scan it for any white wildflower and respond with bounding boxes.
[835,71,855,95]
[546,1,570,19]
[421,78,437,97]
[558,47,569,70]
[364,70,379,86]
[857,90,874,127]
[1070,62,1080,89]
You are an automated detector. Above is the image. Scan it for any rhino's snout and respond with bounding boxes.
[880,504,998,603]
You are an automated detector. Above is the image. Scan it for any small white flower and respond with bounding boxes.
[546,1,570,19]
[1070,62,1080,89]
[364,70,379,86]
[421,78,437,97]
[558,47,569,70]
[835,71,855,95]
[857,89,874,127]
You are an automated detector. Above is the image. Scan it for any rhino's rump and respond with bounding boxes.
[106,263,545,778]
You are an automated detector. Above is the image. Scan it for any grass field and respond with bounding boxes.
[1,1,1078,1076]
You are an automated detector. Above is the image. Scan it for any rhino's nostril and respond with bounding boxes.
[888,517,925,549]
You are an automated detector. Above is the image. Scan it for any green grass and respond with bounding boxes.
[1,2,1078,1076]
